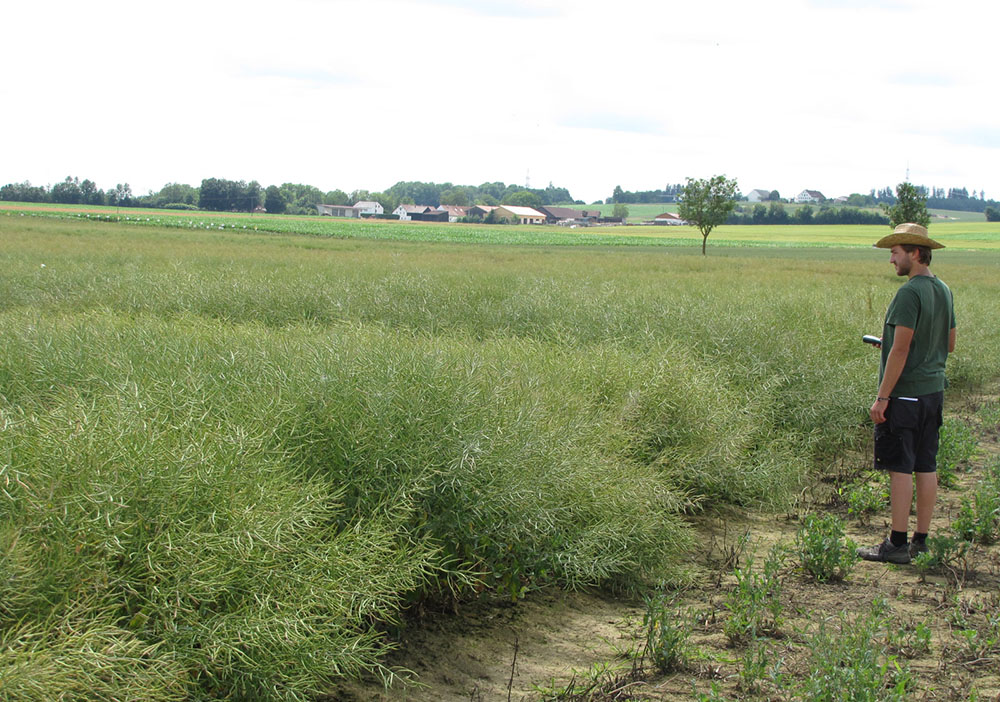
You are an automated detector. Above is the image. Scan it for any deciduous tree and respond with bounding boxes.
[502,190,543,209]
[678,175,739,255]
[883,182,930,228]
[264,185,286,214]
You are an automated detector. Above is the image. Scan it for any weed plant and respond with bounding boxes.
[974,400,1000,437]
[795,514,857,582]
[738,637,783,694]
[723,545,785,644]
[913,534,972,579]
[642,593,693,673]
[841,473,889,519]
[938,417,978,487]
[800,598,915,701]
[886,618,933,659]
[951,458,1000,544]
[948,594,1000,663]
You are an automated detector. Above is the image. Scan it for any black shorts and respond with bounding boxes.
[873,392,944,474]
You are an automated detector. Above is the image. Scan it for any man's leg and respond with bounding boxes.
[859,469,913,563]
[914,471,937,534]
[890,470,913,534]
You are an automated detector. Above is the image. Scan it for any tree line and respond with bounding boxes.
[727,202,889,226]
[608,184,685,204]
[605,183,999,214]
[0,177,581,216]
[3,175,996,219]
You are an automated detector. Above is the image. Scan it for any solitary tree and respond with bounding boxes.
[884,182,930,228]
[678,175,739,255]
[612,202,629,221]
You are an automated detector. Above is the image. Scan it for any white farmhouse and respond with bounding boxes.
[747,189,772,203]
[354,200,384,216]
[653,212,687,225]
[794,190,825,204]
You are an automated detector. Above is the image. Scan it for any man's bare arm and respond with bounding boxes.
[870,325,914,424]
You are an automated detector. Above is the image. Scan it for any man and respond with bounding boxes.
[858,223,956,565]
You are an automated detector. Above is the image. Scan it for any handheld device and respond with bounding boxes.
[862,335,882,346]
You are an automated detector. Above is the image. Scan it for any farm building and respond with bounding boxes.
[393,204,432,221]
[436,205,468,222]
[747,189,772,203]
[354,200,384,215]
[467,205,499,219]
[653,212,687,225]
[794,190,825,204]
[536,206,601,224]
[411,209,450,222]
[495,205,545,225]
[316,204,361,217]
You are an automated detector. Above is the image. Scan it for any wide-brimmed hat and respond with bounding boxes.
[874,223,944,249]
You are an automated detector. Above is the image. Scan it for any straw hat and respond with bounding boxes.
[874,223,944,249]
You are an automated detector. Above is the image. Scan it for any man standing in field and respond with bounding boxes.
[858,223,956,565]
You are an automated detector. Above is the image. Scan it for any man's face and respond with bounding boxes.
[889,245,915,277]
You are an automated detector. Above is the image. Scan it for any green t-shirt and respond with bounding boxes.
[879,275,956,397]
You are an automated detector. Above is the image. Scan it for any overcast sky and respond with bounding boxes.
[3,0,997,204]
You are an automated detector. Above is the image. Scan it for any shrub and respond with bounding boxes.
[795,514,857,582]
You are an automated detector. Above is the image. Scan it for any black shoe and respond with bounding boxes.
[857,538,911,564]
[909,540,928,559]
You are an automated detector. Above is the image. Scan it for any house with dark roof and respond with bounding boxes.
[467,205,499,219]
[393,204,432,221]
[536,206,601,224]
[410,209,449,222]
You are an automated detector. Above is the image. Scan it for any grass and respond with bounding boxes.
[2,214,1000,697]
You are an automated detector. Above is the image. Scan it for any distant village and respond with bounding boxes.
[315,189,835,227]
[315,201,643,226]
[316,201,694,226]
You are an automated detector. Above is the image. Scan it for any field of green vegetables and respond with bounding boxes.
[2,212,1000,700]
[5,202,1000,249]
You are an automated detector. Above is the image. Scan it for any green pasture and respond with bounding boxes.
[2,214,1000,699]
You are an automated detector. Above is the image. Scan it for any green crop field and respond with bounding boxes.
[4,202,1000,249]
[2,212,1000,699]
